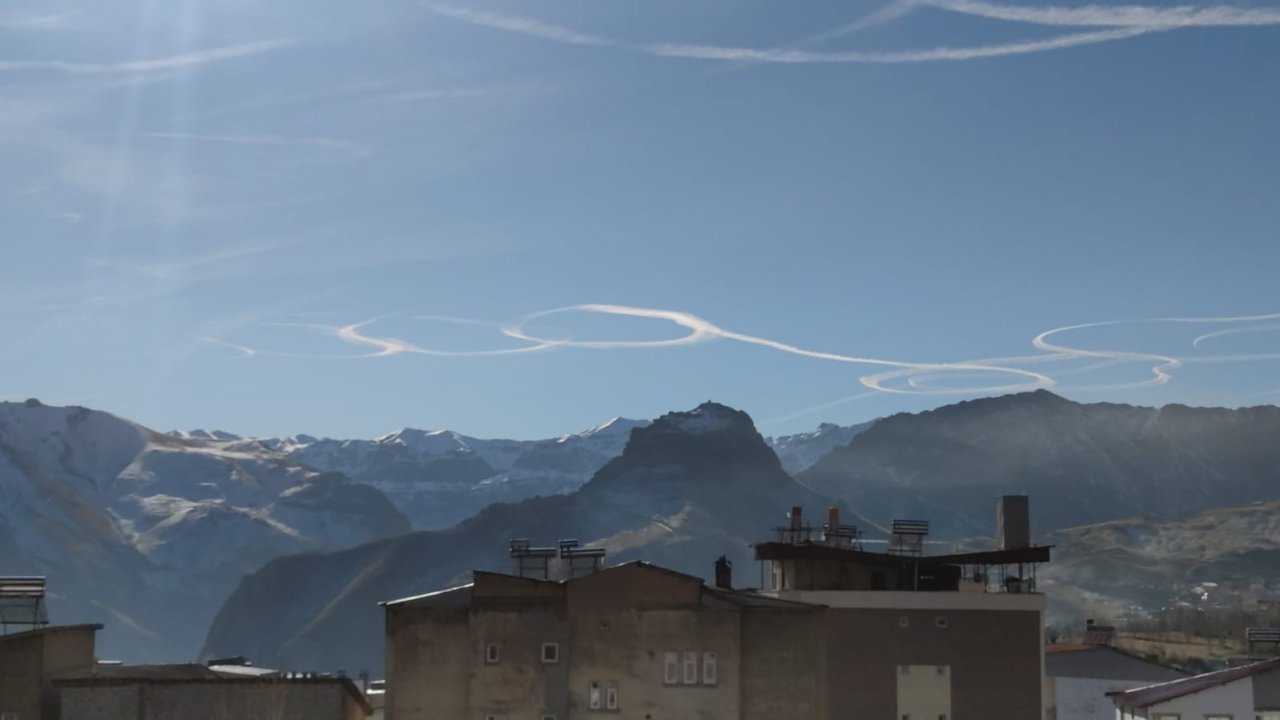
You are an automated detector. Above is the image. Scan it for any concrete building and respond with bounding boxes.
[384,561,825,720]
[53,676,371,720]
[755,503,1051,720]
[0,624,101,720]
[1045,627,1188,720]
[384,497,1050,720]
[1109,657,1280,720]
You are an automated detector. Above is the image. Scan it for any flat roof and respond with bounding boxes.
[0,623,101,643]
[755,542,1051,565]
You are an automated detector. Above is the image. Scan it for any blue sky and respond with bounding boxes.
[3,0,1280,440]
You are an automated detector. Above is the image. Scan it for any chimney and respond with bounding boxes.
[827,506,839,530]
[997,495,1031,550]
[789,506,803,530]
[714,556,732,590]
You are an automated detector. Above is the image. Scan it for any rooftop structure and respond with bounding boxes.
[1109,656,1280,719]
[0,576,49,632]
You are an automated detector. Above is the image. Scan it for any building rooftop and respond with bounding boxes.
[1108,657,1280,708]
[53,676,372,714]
[0,623,101,644]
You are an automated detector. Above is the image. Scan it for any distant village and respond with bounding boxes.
[5,495,1280,720]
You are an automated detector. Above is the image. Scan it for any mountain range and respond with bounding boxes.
[200,402,839,675]
[202,392,1280,674]
[0,397,860,662]
[8,390,1280,668]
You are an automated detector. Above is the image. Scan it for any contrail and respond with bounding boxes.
[0,38,295,74]
[423,3,612,46]
[645,27,1157,63]
[147,133,368,156]
[213,306,1280,411]
[420,3,1173,64]
[922,0,1280,27]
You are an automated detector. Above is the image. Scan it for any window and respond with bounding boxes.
[663,651,679,685]
[605,681,619,710]
[899,616,910,628]
[702,652,718,685]
[589,682,601,710]
[485,643,499,664]
[541,643,559,664]
[683,651,699,684]
[936,666,947,676]
[935,616,949,628]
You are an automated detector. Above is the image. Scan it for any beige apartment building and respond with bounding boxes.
[383,497,1050,720]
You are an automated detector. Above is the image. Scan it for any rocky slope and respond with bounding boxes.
[0,400,409,662]
[201,402,846,675]
[800,390,1280,537]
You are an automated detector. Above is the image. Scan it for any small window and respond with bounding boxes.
[485,715,496,720]
[542,643,559,664]
[485,643,499,664]
[683,651,698,684]
[935,616,948,628]
[702,652,718,685]
[589,682,601,710]
[605,681,619,710]
[663,651,679,685]
[936,665,947,676]
[899,616,910,628]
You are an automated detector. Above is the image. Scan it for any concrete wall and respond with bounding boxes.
[823,606,1043,720]
[0,631,45,720]
[385,606,470,720]
[565,606,741,720]
[0,625,98,720]
[58,681,361,720]
[740,609,826,720]
[1253,664,1280,712]
[469,607,568,719]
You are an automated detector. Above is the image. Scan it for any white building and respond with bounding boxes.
[1046,642,1187,720]
[1109,657,1280,720]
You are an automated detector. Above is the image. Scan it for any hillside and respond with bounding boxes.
[801,391,1280,537]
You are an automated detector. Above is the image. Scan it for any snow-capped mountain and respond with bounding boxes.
[768,420,877,473]
[0,399,409,663]
[213,417,651,529]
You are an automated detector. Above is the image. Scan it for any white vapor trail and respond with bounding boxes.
[211,305,1280,413]
[420,1,1280,66]
[646,27,1157,63]
[0,11,79,29]
[0,38,295,74]
[148,133,369,156]
[424,4,611,46]
[922,0,1280,27]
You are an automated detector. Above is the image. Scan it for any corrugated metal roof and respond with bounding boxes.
[1109,657,1280,708]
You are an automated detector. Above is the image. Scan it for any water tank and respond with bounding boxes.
[997,495,1030,550]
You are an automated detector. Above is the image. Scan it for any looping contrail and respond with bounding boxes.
[208,306,1280,409]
